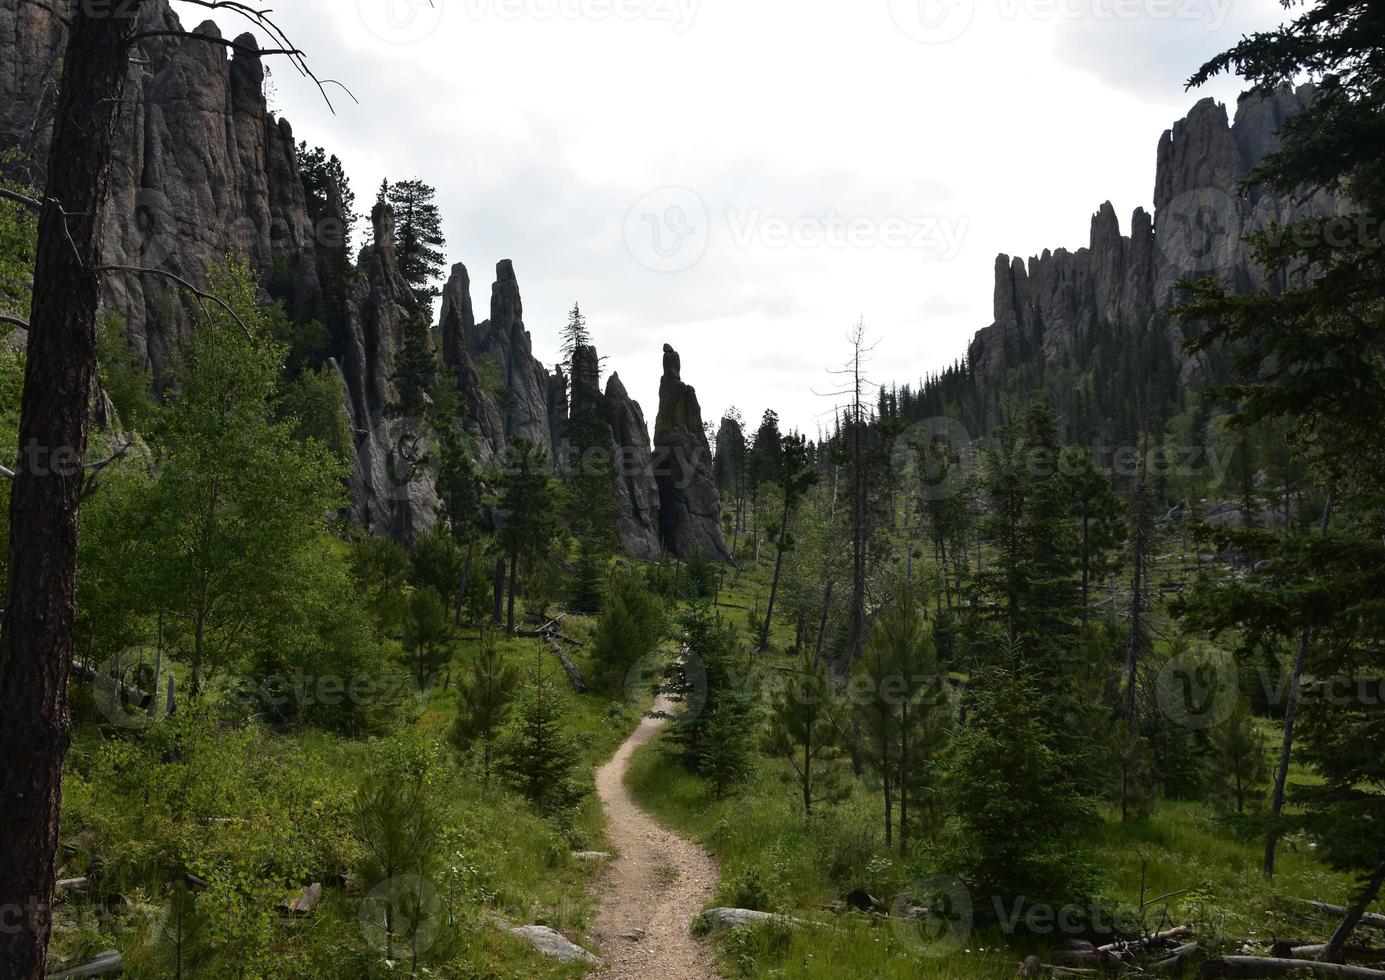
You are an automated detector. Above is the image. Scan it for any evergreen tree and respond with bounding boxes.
[498,652,586,816]
[399,588,455,687]
[1107,722,1156,823]
[1210,699,1268,816]
[855,584,950,852]
[495,438,564,632]
[354,739,441,967]
[1175,0,1385,930]
[942,638,1100,916]
[1060,446,1125,625]
[591,571,665,694]
[452,630,520,783]
[385,178,447,304]
[559,302,591,362]
[435,425,486,624]
[765,651,849,815]
[759,431,818,651]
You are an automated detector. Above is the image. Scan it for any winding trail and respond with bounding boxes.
[590,698,720,979]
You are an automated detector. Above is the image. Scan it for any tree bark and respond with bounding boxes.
[492,556,505,626]
[1264,491,1333,878]
[758,503,791,651]
[1318,864,1385,964]
[0,7,146,977]
[506,549,518,633]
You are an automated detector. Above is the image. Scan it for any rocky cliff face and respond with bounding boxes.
[653,344,729,559]
[1,0,722,557]
[438,263,665,558]
[968,86,1343,388]
[1,2,325,384]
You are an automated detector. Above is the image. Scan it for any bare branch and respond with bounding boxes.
[94,265,253,339]
[0,187,42,211]
[0,465,13,482]
[0,314,29,331]
[127,31,304,61]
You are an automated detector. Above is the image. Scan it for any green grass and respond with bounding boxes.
[51,613,636,979]
[628,523,1367,979]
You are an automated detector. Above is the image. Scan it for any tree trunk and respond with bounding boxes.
[454,537,474,627]
[1265,492,1333,878]
[758,504,790,651]
[0,7,145,977]
[814,580,833,663]
[506,550,518,634]
[1316,865,1385,963]
[492,556,505,626]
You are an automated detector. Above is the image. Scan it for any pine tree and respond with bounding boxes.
[1175,0,1385,934]
[452,631,520,783]
[498,653,585,815]
[354,741,440,965]
[399,588,455,687]
[1060,446,1125,625]
[942,638,1100,914]
[495,438,564,632]
[765,651,849,815]
[1210,699,1268,816]
[385,178,446,304]
[1107,721,1155,822]
[591,571,664,694]
[559,302,591,362]
[759,431,818,651]
[855,583,950,852]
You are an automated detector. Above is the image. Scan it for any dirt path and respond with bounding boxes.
[590,698,720,979]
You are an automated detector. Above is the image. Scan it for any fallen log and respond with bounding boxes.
[46,950,122,979]
[1099,925,1194,954]
[1305,902,1385,931]
[1286,945,1385,962]
[72,659,154,712]
[545,636,587,694]
[1203,956,1385,979]
[1155,942,1202,972]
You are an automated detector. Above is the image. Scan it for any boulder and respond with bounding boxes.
[507,925,602,965]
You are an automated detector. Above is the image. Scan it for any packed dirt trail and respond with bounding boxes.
[590,697,720,979]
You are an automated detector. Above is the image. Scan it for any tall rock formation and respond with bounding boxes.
[653,344,729,559]
[967,86,1344,389]
[1,1,324,384]
[439,263,663,558]
[336,204,437,540]
[0,0,716,558]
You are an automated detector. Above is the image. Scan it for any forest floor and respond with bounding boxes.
[590,696,721,979]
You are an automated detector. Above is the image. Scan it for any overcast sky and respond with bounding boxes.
[178,0,1284,436]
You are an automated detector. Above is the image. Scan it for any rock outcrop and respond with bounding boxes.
[1,2,324,385]
[653,345,729,559]
[439,263,664,558]
[967,86,1344,388]
[0,0,721,558]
